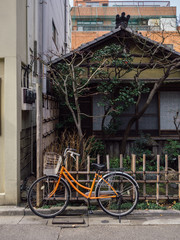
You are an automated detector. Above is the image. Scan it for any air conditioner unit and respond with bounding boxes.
[22,87,36,111]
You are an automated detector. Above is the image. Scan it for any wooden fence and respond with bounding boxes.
[65,154,180,202]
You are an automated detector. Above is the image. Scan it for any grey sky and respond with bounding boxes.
[69,0,180,18]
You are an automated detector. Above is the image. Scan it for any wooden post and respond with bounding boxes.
[143,154,146,199]
[178,155,180,202]
[97,154,100,164]
[131,154,136,179]
[87,156,90,188]
[120,154,123,169]
[131,154,136,200]
[120,154,123,193]
[76,156,79,199]
[106,155,110,172]
[165,155,168,198]
[156,155,160,204]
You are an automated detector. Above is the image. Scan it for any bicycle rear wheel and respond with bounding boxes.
[96,172,139,217]
[28,175,70,218]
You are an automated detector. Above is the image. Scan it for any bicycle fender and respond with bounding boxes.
[95,171,139,191]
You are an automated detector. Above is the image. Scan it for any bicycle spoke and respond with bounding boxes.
[28,176,69,218]
[96,172,138,217]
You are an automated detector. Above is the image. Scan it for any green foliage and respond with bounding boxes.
[136,201,166,210]
[130,133,160,171]
[93,44,129,61]
[110,155,158,172]
[131,133,153,158]
[109,201,167,210]
[163,140,180,169]
[110,156,131,171]
[172,202,180,210]
[86,137,105,157]
[163,139,180,160]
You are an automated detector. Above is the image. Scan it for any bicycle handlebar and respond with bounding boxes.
[63,148,80,162]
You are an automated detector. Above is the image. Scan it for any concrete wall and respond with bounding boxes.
[0,0,21,205]
[0,0,71,205]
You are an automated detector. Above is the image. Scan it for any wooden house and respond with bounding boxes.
[51,27,180,156]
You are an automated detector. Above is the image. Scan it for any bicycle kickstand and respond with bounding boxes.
[87,199,93,215]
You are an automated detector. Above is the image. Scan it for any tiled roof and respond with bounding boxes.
[51,27,180,65]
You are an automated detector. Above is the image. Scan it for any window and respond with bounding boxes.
[92,93,158,134]
[160,91,180,130]
[52,20,58,46]
[86,2,99,7]
[93,94,111,131]
[138,94,158,130]
[77,20,104,31]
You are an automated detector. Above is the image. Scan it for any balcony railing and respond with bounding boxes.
[74,1,170,7]
[75,24,160,31]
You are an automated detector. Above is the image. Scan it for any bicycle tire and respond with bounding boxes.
[28,175,70,218]
[96,172,139,217]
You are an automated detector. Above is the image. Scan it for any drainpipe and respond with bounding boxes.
[64,0,67,54]
[26,0,34,175]
[36,0,44,179]
[42,0,46,93]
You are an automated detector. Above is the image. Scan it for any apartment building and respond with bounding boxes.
[72,1,179,50]
[0,0,71,205]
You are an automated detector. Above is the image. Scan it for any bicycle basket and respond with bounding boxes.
[43,152,62,175]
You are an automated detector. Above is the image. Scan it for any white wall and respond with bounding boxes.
[160,18,177,31]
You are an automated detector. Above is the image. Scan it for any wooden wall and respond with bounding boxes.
[42,94,59,152]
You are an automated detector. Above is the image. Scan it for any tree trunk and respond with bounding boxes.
[120,83,163,153]
[120,64,176,154]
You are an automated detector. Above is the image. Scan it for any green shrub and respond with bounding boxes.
[137,201,166,210]
[164,140,180,160]
[172,202,180,210]
[87,137,105,157]
[163,140,180,169]
[110,156,131,171]
[131,133,153,158]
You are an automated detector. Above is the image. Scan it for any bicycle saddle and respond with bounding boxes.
[91,163,106,171]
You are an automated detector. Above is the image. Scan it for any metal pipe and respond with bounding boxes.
[64,0,67,54]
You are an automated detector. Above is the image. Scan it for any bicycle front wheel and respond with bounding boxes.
[28,175,70,218]
[96,172,139,217]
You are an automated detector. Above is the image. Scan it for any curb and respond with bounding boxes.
[0,205,179,217]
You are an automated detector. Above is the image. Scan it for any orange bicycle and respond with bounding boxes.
[28,148,139,218]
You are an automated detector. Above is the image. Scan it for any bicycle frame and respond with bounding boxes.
[49,165,118,200]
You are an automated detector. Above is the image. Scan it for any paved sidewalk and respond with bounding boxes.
[0,205,180,226]
[0,207,180,240]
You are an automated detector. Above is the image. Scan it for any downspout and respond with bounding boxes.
[26,0,30,75]
[26,0,34,175]
[42,0,46,93]
[36,0,44,180]
[64,0,67,54]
